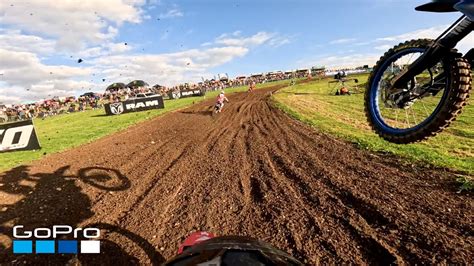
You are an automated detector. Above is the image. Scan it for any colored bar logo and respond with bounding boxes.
[36,240,55,254]
[12,225,101,254]
[13,240,100,254]
[58,240,77,254]
[13,240,32,254]
[81,240,100,254]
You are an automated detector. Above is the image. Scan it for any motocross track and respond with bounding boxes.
[0,85,473,265]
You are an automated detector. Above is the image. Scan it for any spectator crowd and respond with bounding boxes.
[0,94,105,123]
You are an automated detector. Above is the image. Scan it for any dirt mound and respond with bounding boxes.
[1,86,472,264]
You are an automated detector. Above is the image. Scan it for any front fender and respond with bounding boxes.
[455,0,474,21]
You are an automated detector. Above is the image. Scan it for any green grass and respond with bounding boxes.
[457,175,474,192]
[273,74,474,174]
[0,81,287,172]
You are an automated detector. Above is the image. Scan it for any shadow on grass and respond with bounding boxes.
[91,114,109,118]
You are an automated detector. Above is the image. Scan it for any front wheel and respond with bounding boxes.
[365,39,472,144]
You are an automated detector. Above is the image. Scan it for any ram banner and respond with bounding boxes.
[104,96,165,115]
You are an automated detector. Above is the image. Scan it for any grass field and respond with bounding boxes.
[273,74,473,175]
[0,81,286,172]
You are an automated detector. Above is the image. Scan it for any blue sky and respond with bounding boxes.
[124,0,461,73]
[0,0,472,103]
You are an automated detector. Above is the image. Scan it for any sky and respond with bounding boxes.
[0,0,473,104]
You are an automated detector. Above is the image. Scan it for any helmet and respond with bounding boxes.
[165,235,303,265]
[221,90,225,94]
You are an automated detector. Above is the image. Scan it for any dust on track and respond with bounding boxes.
[1,86,472,265]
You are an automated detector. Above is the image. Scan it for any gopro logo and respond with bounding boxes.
[12,225,100,254]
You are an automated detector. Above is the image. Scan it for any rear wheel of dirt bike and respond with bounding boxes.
[365,39,472,144]
[212,104,219,116]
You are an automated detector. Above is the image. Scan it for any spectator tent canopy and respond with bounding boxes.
[296,69,310,74]
[127,80,149,89]
[153,84,165,89]
[80,92,99,98]
[106,83,126,92]
[311,66,326,77]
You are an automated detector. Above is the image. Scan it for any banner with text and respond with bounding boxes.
[168,89,205,99]
[0,120,41,152]
[104,96,165,115]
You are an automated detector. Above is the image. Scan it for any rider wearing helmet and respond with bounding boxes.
[248,80,256,92]
[215,90,229,113]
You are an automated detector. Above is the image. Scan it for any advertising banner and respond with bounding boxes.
[168,89,205,99]
[104,96,165,115]
[0,120,41,152]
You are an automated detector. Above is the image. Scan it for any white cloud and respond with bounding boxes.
[158,8,184,19]
[457,34,474,54]
[297,53,380,69]
[0,89,22,104]
[0,80,96,103]
[298,24,473,70]
[329,38,356,44]
[216,32,274,46]
[215,31,292,47]
[375,24,473,54]
[92,46,249,87]
[269,36,291,47]
[0,48,95,102]
[75,42,132,58]
[376,25,447,43]
[317,54,380,69]
[0,29,55,55]
[0,0,146,52]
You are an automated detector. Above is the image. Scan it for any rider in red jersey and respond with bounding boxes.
[215,90,229,113]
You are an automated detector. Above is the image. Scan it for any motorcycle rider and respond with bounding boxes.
[248,80,256,92]
[215,90,229,113]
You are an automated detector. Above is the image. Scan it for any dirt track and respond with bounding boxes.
[1,86,473,265]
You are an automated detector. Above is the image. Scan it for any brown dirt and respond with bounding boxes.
[0,86,473,265]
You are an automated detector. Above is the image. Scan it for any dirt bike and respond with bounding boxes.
[164,231,303,265]
[212,100,229,116]
[214,102,223,114]
[365,0,473,143]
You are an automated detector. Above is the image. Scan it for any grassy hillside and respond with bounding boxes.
[273,74,473,174]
